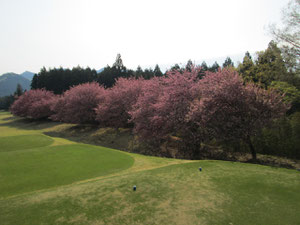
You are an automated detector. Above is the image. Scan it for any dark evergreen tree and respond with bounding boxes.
[245,51,252,59]
[113,53,125,70]
[97,65,116,88]
[170,63,183,73]
[239,43,300,89]
[198,61,208,79]
[201,61,208,70]
[153,64,163,77]
[185,60,193,72]
[238,52,257,83]
[14,84,23,97]
[31,66,98,94]
[0,95,15,110]
[208,61,220,72]
[31,74,38,90]
[223,57,234,68]
[142,68,155,79]
[97,54,134,87]
[255,41,288,87]
[135,66,144,78]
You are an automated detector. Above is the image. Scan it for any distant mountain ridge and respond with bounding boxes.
[0,72,32,97]
[97,68,104,74]
[20,71,35,81]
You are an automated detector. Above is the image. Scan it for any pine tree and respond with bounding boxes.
[208,62,220,72]
[255,41,288,87]
[238,52,257,83]
[223,57,234,68]
[185,59,194,72]
[113,53,125,71]
[135,66,144,78]
[14,84,23,97]
[154,64,163,77]
[198,61,209,79]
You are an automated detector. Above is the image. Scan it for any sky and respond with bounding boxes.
[0,0,290,74]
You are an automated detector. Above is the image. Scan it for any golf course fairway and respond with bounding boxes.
[0,112,299,225]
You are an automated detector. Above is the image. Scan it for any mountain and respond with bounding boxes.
[0,73,31,97]
[20,71,35,81]
[97,68,104,74]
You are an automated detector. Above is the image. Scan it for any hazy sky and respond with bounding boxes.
[0,0,289,74]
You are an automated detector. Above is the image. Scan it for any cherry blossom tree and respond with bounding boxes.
[95,78,145,128]
[10,89,57,119]
[50,82,105,124]
[129,68,201,152]
[128,77,162,141]
[188,69,289,160]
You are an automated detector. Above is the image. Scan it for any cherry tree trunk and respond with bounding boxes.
[247,136,257,160]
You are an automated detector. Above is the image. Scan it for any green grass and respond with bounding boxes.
[0,112,300,225]
[0,143,134,197]
[0,134,53,152]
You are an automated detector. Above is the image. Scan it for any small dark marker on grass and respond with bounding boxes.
[199,167,202,172]
[133,185,136,191]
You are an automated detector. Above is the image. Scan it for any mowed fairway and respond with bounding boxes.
[0,112,300,225]
[0,141,134,197]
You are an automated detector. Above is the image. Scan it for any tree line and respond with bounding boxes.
[30,54,231,93]
[0,55,224,110]
[10,68,291,160]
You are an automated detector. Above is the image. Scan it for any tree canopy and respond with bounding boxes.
[31,66,98,94]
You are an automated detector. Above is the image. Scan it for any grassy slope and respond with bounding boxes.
[0,143,134,197]
[0,112,299,225]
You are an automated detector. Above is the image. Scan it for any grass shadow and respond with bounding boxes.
[2,116,15,121]
[0,116,61,130]
[44,125,134,151]
[245,156,300,169]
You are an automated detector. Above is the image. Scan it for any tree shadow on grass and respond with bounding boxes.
[0,116,61,130]
[44,124,169,159]
[2,116,15,121]
[245,156,300,169]
[43,125,134,151]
